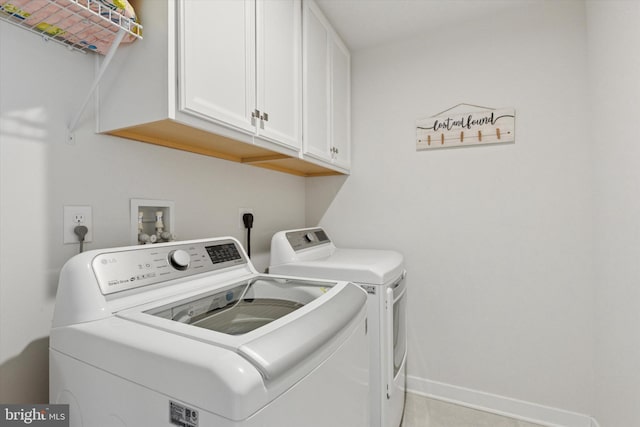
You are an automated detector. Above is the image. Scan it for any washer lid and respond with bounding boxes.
[118,276,366,381]
[270,248,404,285]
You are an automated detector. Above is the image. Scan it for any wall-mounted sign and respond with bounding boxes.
[416,106,515,150]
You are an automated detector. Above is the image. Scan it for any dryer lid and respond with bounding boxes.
[270,248,404,285]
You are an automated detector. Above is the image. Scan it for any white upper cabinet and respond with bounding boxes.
[302,1,330,161]
[179,0,256,136]
[97,0,347,177]
[330,36,351,170]
[256,0,302,149]
[179,0,301,151]
[302,0,351,172]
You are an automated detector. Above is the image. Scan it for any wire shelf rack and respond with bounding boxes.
[0,0,142,54]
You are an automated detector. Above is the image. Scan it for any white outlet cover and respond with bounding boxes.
[63,205,93,244]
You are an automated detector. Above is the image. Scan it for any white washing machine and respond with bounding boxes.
[50,237,369,427]
[269,228,407,427]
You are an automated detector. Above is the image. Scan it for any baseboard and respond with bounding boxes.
[406,375,599,427]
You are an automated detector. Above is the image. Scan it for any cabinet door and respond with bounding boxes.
[302,0,331,161]
[179,0,255,135]
[256,0,302,150]
[331,36,351,169]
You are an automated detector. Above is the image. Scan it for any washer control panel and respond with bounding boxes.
[92,239,246,295]
[285,228,331,251]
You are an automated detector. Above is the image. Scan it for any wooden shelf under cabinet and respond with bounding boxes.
[105,120,343,177]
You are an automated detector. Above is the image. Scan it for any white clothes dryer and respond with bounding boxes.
[50,237,369,427]
[270,228,407,427]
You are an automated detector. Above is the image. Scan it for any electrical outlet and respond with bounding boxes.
[63,205,93,244]
[239,208,254,229]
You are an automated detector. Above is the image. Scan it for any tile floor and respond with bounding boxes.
[401,393,546,427]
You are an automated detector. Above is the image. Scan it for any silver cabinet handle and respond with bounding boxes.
[251,110,269,128]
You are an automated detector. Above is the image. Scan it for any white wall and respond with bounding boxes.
[308,0,596,419]
[587,2,640,426]
[5,2,640,425]
[0,21,306,403]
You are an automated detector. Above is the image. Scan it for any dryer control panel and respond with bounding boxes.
[285,228,331,251]
[92,239,247,295]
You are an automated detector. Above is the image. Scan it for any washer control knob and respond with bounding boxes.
[168,249,190,271]
[304,232,316,243]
